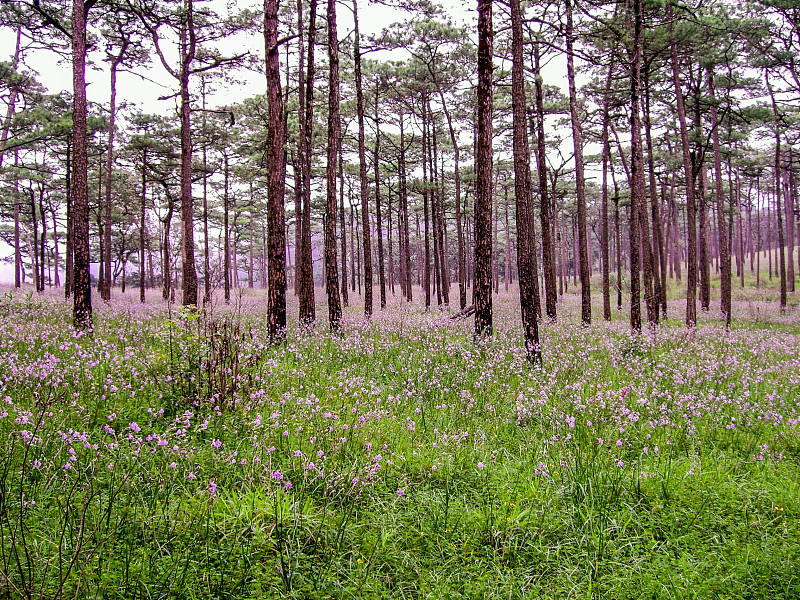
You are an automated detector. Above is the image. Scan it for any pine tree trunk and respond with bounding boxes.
[511,0,540,360]
[708,68,731,325]
[103,56,124,301]
[72,0,92,328]
[298,0,316,323]
[628,0,646,331]
[325,0,342,330]
[179,0,198,307]
[399,117,413,301]
[140,147,147,303]
[353,0,372,316]
[474,0,493,338]
[644,69,666,318]
[669,4,697,326]
[565,0,591,324]
[265,0,288,337]
[601,59,612,322]
[374,90,387,308]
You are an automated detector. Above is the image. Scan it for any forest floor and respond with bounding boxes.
[1,282,799,599]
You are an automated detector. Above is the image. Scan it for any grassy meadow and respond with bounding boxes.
[1,275,799,599]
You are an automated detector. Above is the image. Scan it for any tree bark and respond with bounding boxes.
[474,0,493,337]
[511,0,540,361]
[565,0,590,325]
[72,0,92,328]
[353,0,372,316]
[669,4,697,326]
[628,0,646,331]
[325,0,343,330]
[374,91,387,308]
[179,0,199,307]
[708,67,731,326]
[265,0,287,337]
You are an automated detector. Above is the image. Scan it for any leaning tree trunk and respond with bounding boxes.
[474,0,493,338]
[325,0,342,331]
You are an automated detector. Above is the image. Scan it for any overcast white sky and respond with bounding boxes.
[0,1,576,284]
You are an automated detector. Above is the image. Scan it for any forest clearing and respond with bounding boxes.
[3,0,800,596]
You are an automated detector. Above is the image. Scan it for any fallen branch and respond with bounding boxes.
[450,304,475,320]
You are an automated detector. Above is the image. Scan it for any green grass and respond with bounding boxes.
[0,283,799,599]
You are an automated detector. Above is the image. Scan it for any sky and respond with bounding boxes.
[0,0,574,284]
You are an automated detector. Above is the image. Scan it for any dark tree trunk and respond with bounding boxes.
[708,67,731,326]
[13,151,21,288]
[474,0,493,338]
[628,0,646,331]
[341,153,350,304]
[669,4,697,326]
[374,93,387,309]
[223,154,231,303]
[103,50,126,301]
[325,0,342,330]
[179,0,198,307]
[140,147,147,303]
[353,0,372,316]
[72,0,92,328]
[265,0,287,338]
[298,0,317,323]
[601,57,612,322]
[644,68,666,318]
[422,98,431,310]
[399,117,412,301]
[565,0,590,325]
[511,0,540,361]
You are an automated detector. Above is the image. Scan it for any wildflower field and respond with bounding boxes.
[1,285,799,599]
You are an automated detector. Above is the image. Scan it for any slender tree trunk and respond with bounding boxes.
[565,0,591,324]
[600,57,613,321]
[103,53,124,301]
[399,117,413,300]
[669,4,697,326]
[511,0,540,360]
[474,0,493,337]
[374,94,387,309]
[340,150,349,305]
[644,68,666,318]
[298,0,317,323]
[628,0,647,331]
[140,148,147,303]
[223,154,231,303]
[179,0,198,307]
[325,0,342,330]
[708,67,731,325]
[72,0,92,328]
[352,0,372,316]
[265,0,287,337]
[13,151,21,288]
[388,187,395,295]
